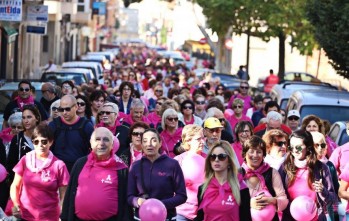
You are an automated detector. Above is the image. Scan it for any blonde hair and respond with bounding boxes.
[232,98,244,107]
[181,125,203,150]
[201,141,241,205]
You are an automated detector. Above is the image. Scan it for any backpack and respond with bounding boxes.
[51,117,91,152]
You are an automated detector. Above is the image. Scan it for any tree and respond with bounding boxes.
[306,0,349,78]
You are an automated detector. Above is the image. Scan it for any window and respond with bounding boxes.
[43,36,49,52]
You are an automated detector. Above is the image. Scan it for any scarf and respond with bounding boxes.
[95,119,121,135]
[199,177,232,210]
[15,95,34,111]
[264,154,286,170]
[241,161,270,190]
[26,150,54,182]
[0,128,14,143]
[130,143,143,164]
[86,151,127,171]
[294,158,308,169]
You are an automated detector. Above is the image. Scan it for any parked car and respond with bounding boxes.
[62,61,103,79]
[87,51,115,62]
[41,68,93,85]
[258,71,321,92]
[328,121,349,146]
[213,72,241,91]
[270,81,338,109]
[285,89,349,124]
[0,81,45,128]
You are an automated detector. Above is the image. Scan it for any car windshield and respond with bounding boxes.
[280,99,289,110]
[300,105,349,124]
[43,73,87,85]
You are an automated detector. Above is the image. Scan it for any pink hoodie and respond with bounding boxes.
[160,128,183,158]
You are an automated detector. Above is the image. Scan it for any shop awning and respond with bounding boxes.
[3,25,18,37]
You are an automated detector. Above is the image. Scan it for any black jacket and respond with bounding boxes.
[60,156,133,221]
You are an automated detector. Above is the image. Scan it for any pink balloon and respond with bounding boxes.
[250,190,276,221]
[0,163,7,182]
[182,153,205,184]
[290,195,317,221]
[139,198,167,221]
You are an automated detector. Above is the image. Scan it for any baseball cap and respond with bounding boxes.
[287,110,300,118]
[204,117,223,129]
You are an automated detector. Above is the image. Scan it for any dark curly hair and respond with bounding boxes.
[76,94,93,120]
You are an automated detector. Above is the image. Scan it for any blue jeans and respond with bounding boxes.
[176,214,192,221]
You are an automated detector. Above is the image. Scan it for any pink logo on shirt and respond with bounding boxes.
[222,195,235,206]
[158,172,166,176]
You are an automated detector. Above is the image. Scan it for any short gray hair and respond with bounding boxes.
[266,111,282,123]
[131,98,145,110]
[161,108,178,130]
[101,102,119,115]
[8,112,22,126]
[204,107,223,120]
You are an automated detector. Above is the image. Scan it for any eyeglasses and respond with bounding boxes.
[57,105,75,112]
[155,90,163,93]
[156,102,163,106]
[209,153,228,161]
[314,143,327,149]
[100,111,115,115]
[233,105,242,109]
[239,130,251,134]
[240,86,249,89]
[132,132,144,137]
[77,102,86,107]
[19,87,30,92]
[217,87,224,90]
[62,85,72,89]
[167,117,178,122]
[288,116,300,121]
[52,107,59,112]
[196,101,205,105]
[123,88,131,91]
[206,128,222,133]
[33,139,48,145]
[183,106,193,110]
[276,141,287,147]
[11,125,23,130]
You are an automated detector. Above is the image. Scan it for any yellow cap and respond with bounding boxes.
[204,117,223,129]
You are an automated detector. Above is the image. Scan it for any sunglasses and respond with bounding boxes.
[52,107,59,112]
[77,102,86,107]
[276,141,287,147]
[196,101,205,105]
[11,125,23,130]
[209,153,228,161]
[239,130,251,134]
[289,145,304,153]
[57,105,75,112]
[100,111,115,115]
[132,132,144,137]
[155,90,163,93]
[233,105,242,109]
[206,128,221,133]
[218,118,225,123]
[19,87,30,92]
[167,117,178,122]
[288,116,299,121]
[314,143,327,149]
[183,106,193,110]
[33,139,48,145]
[240,86,249,89]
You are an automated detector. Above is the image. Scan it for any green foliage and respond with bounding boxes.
[306,0,349,77]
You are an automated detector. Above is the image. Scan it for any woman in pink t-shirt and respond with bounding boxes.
[279,129,336,221]
[10,124,69,221]
[232,121,254,166]
[262,129,288,170]
[195,140,251,221]
[227,99,252,136]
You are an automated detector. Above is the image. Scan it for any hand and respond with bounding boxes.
[251,193,266,210]
[12,205,21,218]
[137,198,146,207]
[312,179,324,193]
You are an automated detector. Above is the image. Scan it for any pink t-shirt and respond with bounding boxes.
[339,164,349,212]
[203,180,240,221]
[232,142,243,166]
[329,142,349,176]
[147,112,161,126]
[75,164,118,220]
[227,115,252,133]
[13,156,69,221]
[287,168,316,201]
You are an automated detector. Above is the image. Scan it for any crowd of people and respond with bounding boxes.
[0,44,347,221]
